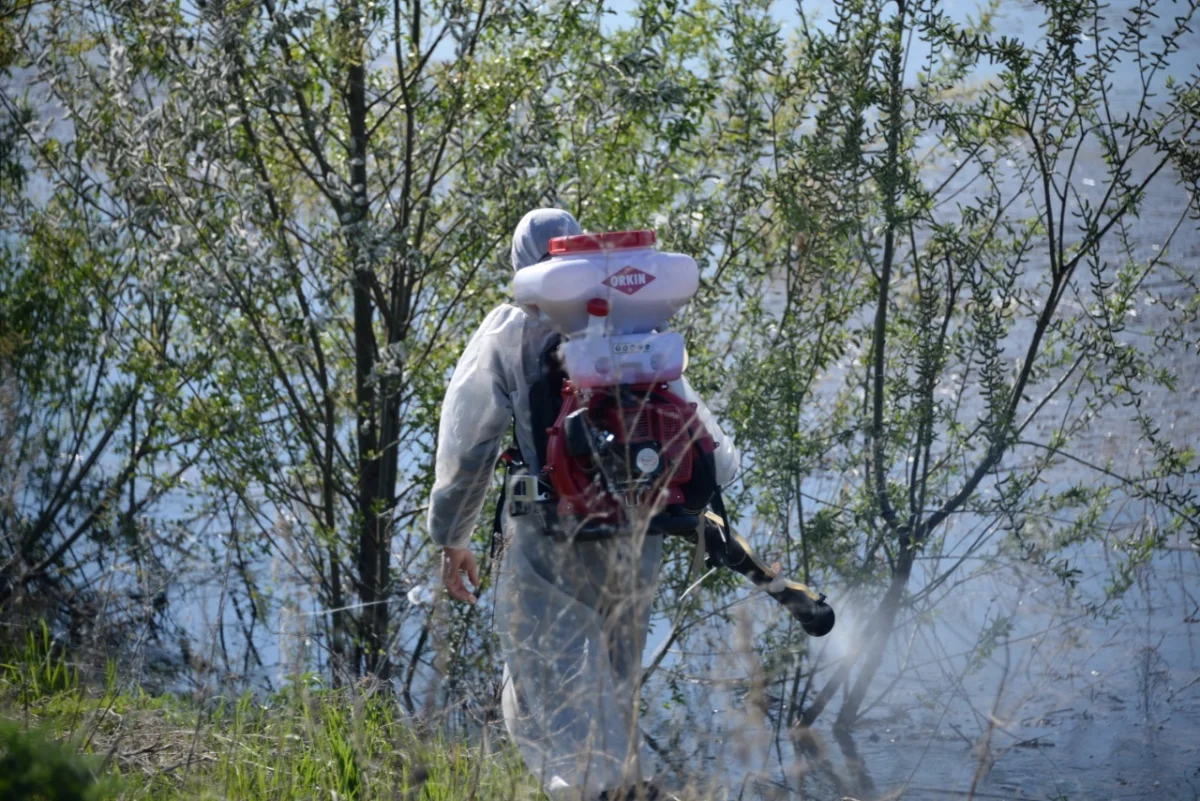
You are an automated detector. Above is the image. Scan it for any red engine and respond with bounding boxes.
[542,381,717,531]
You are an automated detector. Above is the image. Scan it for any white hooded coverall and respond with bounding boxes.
[426,209,739,799]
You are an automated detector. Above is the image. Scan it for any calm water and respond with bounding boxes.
[640,535,1199,799]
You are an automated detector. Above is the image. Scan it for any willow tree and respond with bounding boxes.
[711,0,1200,729]
[79,0,629,681]
[4,0,735,684]
[0,17,210,650]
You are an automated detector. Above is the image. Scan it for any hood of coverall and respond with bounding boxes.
[510,208,583,272]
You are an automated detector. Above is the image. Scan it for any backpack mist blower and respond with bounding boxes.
[502,229,834,638]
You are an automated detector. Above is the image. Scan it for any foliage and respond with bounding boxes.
[710,0,1200,727]
[1,620,79,703]
[1,0,1197,744]
[0,60,203,648]
[0,721,113,801]
[0,629,544,801]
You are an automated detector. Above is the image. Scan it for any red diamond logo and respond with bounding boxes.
[603,265,656,295]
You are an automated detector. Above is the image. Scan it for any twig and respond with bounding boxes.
[1168,674,1200,702]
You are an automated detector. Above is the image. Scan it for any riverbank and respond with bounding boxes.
[0,623,543,801]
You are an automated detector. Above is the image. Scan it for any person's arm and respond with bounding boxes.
[671,376,740,487]
[426,311,514,601]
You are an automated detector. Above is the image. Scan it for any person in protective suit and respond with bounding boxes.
[427,208,739,800]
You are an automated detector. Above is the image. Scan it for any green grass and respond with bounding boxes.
[0,625,544,801]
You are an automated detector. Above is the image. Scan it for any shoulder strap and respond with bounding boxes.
[527,333,566,471]
[493,334,564,555]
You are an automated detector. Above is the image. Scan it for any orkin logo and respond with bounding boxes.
[603,265,656,295]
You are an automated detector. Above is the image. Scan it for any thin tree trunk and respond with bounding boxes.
[799,0,913,730]
[799,547,912,727]
[346,32,391,677]
[834,549,912,727]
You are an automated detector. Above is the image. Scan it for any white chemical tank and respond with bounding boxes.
[512,229,699,336]
[512,229,698,387]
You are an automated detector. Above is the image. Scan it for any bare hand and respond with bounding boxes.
[440,547,480,604]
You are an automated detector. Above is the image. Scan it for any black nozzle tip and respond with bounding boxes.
[802,602,836,637]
